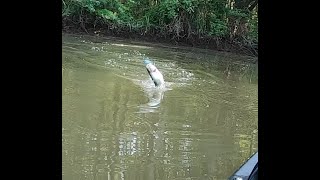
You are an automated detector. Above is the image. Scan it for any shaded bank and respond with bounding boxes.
[62,0,258,57]
[62,24,257,57]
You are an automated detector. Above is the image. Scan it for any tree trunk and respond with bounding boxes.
[229,0,258,39]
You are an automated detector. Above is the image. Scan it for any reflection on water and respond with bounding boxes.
[135,79,170,113]
[62,34,258,180]
[138,88,165,113]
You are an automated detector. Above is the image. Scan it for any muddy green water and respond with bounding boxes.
[62,34,258,180]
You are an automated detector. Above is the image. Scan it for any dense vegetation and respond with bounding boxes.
[62,0,258,56]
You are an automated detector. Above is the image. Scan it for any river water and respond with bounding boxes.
[62,33,258,180]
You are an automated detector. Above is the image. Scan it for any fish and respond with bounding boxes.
[143,58,165,88]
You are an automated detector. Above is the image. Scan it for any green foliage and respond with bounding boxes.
[228,8,248,18]
[247,11,258,43]
[83,0,100,12]
[97,9,117,20]
[63,0,258,45]
[209,19,228,37]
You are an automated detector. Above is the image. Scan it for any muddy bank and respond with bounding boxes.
[63,21,258,59]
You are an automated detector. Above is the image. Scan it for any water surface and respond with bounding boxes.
[62,34,258,180]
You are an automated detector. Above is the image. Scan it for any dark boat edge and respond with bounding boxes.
[228,151,258,180]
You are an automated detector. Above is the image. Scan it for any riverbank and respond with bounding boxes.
[63,22,258,58]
